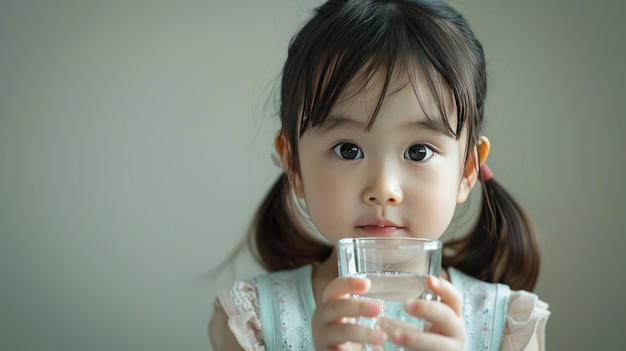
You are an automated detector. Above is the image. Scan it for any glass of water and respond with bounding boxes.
[337,237,442,351]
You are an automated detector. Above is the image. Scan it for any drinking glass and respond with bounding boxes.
[337,237,442,351]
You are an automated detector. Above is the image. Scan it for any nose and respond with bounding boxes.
[362,164,404,206]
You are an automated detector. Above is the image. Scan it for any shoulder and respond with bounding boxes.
[208,266,314,351]
[449,267,511,349]
[448,268,550,351]
[254,264,312,287]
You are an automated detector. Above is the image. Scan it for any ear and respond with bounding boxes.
[457,136,490,203]
[274,131,305,198]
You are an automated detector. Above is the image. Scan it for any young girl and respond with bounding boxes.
[210,0,549,350]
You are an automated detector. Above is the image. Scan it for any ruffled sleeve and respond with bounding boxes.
[214,281,265,351]
[501,290,550,351]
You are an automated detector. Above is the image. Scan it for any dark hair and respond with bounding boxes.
[248,0,541,291]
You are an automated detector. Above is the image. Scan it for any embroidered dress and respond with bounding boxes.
[255,265,316,350]
[448,268,510,350]
[214,265,549,351]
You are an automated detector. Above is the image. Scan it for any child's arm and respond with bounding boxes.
[208,305,245,351]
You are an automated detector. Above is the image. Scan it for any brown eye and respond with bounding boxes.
[333,142,363,160]
[404,144,433,161]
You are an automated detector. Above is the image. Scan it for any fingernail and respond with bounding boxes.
[404,299,419,314]
[429,276,440,288]
[392,329,407,345]
[372,330,387,344]
[365,301,381,317]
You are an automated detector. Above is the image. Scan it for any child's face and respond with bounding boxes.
[293,75,477,245]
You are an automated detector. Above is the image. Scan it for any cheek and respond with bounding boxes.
[410,178,460,238]
[299,171,353,239]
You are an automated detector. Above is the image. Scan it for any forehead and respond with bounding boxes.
[328,66,457,133]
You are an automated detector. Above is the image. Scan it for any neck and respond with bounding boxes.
[311,248,338,304]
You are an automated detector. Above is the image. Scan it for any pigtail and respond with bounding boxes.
[248,173,333,272]
[443,175,541,291]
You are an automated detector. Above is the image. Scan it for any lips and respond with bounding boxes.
[357,219,404,236]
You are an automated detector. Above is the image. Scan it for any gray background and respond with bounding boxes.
[1,0,624,350]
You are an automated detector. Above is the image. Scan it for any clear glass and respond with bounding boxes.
[337,237,442,351]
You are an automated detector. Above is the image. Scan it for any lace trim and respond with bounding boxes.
[501,290,551,351]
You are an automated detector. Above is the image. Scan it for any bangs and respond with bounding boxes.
[281,0,481,140]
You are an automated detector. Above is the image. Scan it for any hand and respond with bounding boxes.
[384,277,465,350]
[312,276,387,350]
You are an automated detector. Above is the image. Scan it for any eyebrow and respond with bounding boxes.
[317,113,454,136]
[410,118,456,136]
[315,115,366,133]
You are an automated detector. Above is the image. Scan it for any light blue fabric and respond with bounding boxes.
[256,265,510,350]
[448,267,511,351]
[256,265,316,351]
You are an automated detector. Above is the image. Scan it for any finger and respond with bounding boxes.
[319,322,388,347]
[314,277,387,348]
[427,277,462,316]
[389,328,462,351]
[318,297,382,324]
[321,276,371,303]
[375,316,423,336]
[404,298,464,338]
[403,278,464,338]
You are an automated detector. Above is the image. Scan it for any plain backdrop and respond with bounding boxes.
[1,0,624,350]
